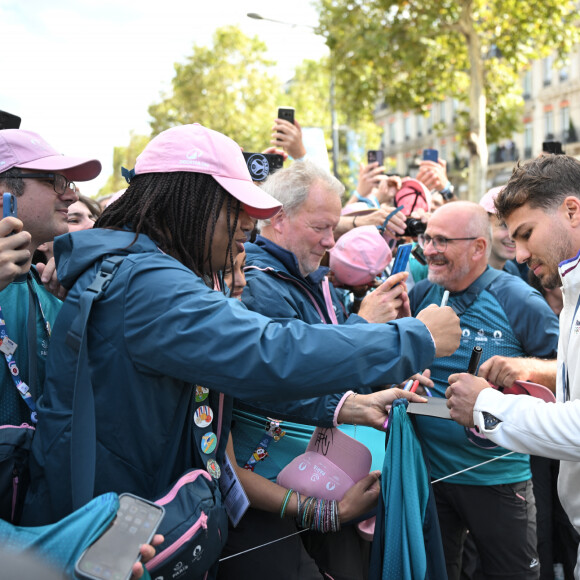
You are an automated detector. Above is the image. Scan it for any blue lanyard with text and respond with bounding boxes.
[0,277,52,424]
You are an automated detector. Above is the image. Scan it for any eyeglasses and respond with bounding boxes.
[418,234,478,252]
[12,173,77,195]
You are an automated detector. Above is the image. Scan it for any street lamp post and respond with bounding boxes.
[247,12,340,179]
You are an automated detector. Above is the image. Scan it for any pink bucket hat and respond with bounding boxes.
[395,178,431,216]
[134,124,282,220]
[479,186,505,215]
[277,427,372,501]
[329,225,392,286]
[0,129,102,181]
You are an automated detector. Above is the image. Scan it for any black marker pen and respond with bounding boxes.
[467,346,483,375]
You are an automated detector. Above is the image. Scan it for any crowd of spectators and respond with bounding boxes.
[0,116,579,580]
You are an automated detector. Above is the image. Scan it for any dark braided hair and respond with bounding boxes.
[95,171,240,288]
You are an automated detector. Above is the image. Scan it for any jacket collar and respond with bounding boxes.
[252,235,329,285]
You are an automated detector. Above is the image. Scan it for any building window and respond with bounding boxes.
[427,110,433,134]
[523,70,532,100]
[404,116,411,141]
[545,110,554,139]
[543,55,554,87]
[524,122,533,159]
[439,102,446,123]
[560,63,569,82]
[452,99,459,122]
[561,106,570,142]
[416,114,422,137]
[389,121,396,145]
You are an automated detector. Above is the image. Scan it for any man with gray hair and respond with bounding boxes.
[224,159,450,579]
[409,201,559,579]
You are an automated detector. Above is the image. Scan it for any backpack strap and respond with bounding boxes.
[450,268,501,317]
[66,255,126,511]
[411,268,502,317]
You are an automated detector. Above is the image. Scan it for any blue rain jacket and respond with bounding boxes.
[23,229,436,525]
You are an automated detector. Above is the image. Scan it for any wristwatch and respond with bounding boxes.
[477,411,502,431]
[439,182,455,201]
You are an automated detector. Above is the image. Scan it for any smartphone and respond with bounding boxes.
[3,193,17,219]
[277,107,295,125]
[242,152,284,182]
[367,150,384,166]
[411,244,427,266]
[0,110,21,130]
[390,243,413,276]
[75,494,165,580]
[422,149,438,163]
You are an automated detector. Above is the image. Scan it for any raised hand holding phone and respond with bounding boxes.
[356,271,410,323]
[272,107,306,160]
[0,194,31,289]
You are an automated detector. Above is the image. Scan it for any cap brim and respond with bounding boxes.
[509,380,556,403]
[341,207,378,217]
[16,155,102,182]
[214,174,282,220]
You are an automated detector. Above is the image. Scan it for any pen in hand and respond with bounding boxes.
[440,290,450,308]
[467,346,483,375]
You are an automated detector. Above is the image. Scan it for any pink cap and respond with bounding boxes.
[479,186,505,214]
[276,427,372,501]
[329,226,392,286]
[341,202,378,217]
[0,129,101,181]
[395,178,431,215]
[502,380,556,403]
[134,124,282,220]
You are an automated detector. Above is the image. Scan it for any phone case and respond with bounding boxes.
[422,149,438,163]
[390,243,413,276]
[367,150,384,166]
[3,193,17,219]
[75,493,164,580]
[278,107,295,124]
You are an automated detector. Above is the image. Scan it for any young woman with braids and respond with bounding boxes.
[22,124,456,577]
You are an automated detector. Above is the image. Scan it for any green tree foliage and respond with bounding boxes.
[285,57,382,190]
[148,26,282,153]
[318,0,580,199]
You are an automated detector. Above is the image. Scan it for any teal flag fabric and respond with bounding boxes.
[0,493,136,579]
[382,401,430,579]
[369,398,447,580]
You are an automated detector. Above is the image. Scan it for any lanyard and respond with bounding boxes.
[0,275,52,424]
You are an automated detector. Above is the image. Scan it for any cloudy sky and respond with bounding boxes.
[2,0,327,195]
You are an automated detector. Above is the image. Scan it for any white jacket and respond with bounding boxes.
[473,250,580,577]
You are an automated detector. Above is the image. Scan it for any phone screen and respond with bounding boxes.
[390,243,413,276]
[3,193,17,219]
[76,494,164,580]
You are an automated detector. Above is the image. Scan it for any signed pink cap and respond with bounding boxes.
[277,427,372,501]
